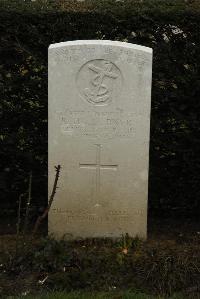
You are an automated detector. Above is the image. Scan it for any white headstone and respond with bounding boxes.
[48,40,152,239]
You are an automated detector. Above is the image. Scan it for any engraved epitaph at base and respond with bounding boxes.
[48,40,152,239]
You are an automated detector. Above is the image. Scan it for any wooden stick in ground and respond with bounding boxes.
[32,165,61,235]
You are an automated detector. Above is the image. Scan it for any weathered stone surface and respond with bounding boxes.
[48,40,152,239]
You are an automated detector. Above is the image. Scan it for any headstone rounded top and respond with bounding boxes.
[49,40,152,54]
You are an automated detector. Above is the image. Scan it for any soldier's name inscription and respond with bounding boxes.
[56,109,142,139]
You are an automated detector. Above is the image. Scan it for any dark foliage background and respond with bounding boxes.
[0,0,200,222]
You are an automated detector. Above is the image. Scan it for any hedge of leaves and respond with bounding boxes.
[0,0,200,219]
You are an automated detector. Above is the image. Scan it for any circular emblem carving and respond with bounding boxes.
[76,59,122,106]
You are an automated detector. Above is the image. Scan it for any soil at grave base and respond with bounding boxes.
[0,217,200,298]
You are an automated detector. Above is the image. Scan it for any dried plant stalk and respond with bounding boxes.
[15,193,23,255]
[32,165,61,235]
[23,171,32,235]
[16,194,22,235]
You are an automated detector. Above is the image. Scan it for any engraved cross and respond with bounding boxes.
[79,144,118,197]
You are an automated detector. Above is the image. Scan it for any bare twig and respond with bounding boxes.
[32,165,61,235]
[15,193,23,255]
[16,194,22,236]
[23,171,32,235]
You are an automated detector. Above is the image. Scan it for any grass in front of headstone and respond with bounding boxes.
[8,290,186,299]
[0,234,199,298]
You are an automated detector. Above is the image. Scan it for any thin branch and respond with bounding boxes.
[15,193,23,256]
[16,194,22,235]
[23,171,32,235]
[32,165,61,235]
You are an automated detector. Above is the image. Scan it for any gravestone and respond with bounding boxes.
[48,40,152,239]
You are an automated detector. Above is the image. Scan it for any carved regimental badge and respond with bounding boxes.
[77,59,122,106]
